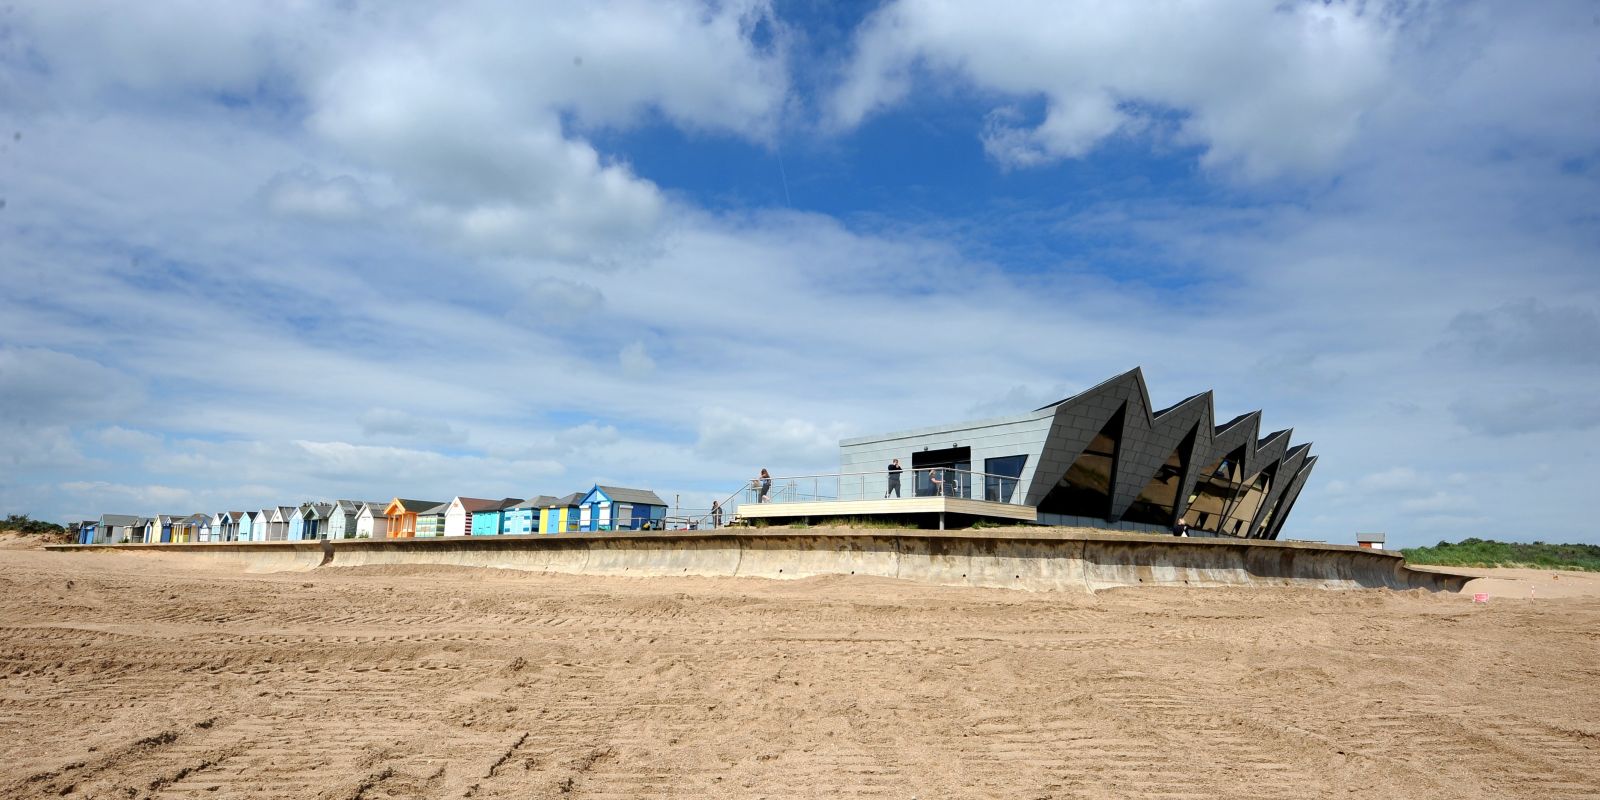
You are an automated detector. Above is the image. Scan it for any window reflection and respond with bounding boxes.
[1037,410,1122,518]
[1122,428,1196,526]
[985,455,1027,502]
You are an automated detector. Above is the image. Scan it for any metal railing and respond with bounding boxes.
[740,468,1026,507]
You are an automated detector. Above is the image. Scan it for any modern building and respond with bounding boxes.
[746,368,1316,539]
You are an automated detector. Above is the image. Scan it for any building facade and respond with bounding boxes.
[838,368,1316,539]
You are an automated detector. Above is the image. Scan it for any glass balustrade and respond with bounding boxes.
[741,469,1024,507]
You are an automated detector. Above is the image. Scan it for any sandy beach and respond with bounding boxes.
[1,537,1596,799]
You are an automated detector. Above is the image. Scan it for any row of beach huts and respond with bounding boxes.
[72,485,671,545]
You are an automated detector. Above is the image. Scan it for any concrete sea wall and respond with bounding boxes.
[48,530,1470,592]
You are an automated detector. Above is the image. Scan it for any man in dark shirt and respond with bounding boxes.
[1172,518,1189,537]
[885,459,903,498]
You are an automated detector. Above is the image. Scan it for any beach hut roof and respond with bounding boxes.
[452,497,501,514]
[595,486,668,507]
[388,498,445,513]
[512,496,559,510]
[419,502,450,516]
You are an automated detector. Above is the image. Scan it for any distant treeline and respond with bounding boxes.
[1401,538,1600,572]
[2,515,67,535]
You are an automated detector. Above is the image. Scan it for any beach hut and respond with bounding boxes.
[577,486,668,531]
[539,493,584,534]
[382,499,444,539]
[287,505,307,541]
[501,496,554,535]
[211,512,230,542]
[220,511,243,542]
[299,502,334,540]
[123,519,146,543]
[325,500,362,539]
[75,520,97,544]
[97,514,140,544]
[470,498,523,536]
[269,506,294,541]
[445,497,500,537]
[416,503,448,537]
[355,502,389,539]
[240,510,264,542]
[136,517,163,544]
[179,513,208,542]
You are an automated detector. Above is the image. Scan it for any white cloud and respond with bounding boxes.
[695,407,849,470]
[619,341,656,376]
[360,409,467,446]
[1356,467,1421,493]
[93,426,163,452]
[262,169,370,222]
[830,0,1397,178]
[303,0,788,259]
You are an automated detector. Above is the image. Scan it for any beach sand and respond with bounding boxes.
[1,538,1596,799]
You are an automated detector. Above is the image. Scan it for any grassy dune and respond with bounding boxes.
[1401,538,1600,572]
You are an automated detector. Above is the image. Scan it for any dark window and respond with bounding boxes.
[1185,444,1247,534]
[1037,407,1123,519]
[914,446,971,497]
[1122,426,1197,527]
[984,455,1028,502]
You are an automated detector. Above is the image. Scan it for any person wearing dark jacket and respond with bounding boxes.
[1172,518,1190,537]
[885,459,903,498]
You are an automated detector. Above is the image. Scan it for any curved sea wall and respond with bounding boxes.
[47,529,1469,593]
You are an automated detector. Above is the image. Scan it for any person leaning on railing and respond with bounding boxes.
[755,468,773,503]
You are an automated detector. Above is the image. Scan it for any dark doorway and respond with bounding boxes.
[912,446,972,498]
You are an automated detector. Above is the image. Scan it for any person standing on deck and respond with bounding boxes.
[885,459,903,498]
[711,500,722,528]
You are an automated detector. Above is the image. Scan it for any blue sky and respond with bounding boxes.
[1,0,1597,546]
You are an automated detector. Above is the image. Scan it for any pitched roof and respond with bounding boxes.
[99,514,142,526]
[389,498,445,513]
[472,498,524,513]
[452,497,501,514]
[419,502,449,516]
[596,485,667,507]
[512,495,559,510]
[552,492,583,507]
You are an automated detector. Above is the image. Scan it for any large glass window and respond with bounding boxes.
[1185,445,1246,534]
[984,455,1027,502]
[1122,428,1196,526]
[913,446,972,497]
[1037,409,1122,519]
[1221,464,1275,537]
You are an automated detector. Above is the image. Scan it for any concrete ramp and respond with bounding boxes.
[45,530,1470,593]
